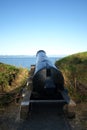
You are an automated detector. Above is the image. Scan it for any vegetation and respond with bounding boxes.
[0,62,28,105]
[55,52,87,102]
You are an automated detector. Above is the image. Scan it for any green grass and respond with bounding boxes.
[55,51,87,102]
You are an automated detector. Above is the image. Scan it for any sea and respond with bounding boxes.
[0,56,62,69]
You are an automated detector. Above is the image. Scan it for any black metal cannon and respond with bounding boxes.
[33,50,65,96]
[20,50,76,120]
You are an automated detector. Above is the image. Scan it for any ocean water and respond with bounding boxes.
[0,56,61,69]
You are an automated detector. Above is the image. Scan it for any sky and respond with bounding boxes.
[0,0,87,56]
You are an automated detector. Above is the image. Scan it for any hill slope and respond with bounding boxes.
[0,62,28,93]
[55,52,87,101]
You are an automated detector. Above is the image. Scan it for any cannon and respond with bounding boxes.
[33,50,65,97]
[20,50,76,120]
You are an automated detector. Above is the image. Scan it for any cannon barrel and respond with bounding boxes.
[33,50,64,95]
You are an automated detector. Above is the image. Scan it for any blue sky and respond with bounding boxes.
[0,0,87,56]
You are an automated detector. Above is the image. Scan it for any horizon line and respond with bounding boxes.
[0,54,67,57]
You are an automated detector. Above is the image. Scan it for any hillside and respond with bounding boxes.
[0,62,28,93]
[0,62,28,105]
[55,52,87,102]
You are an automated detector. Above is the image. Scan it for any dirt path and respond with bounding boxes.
[18,103,71,130]
[0,103,20,130]
[0,102,87,130]
[0,103,71,130]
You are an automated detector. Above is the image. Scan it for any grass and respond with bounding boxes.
[0,62,28,105]
[0,63,19,92]
[55,51,87,102]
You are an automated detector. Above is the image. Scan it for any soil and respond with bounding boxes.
[68,102,87,130]
[0,102,87,130]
